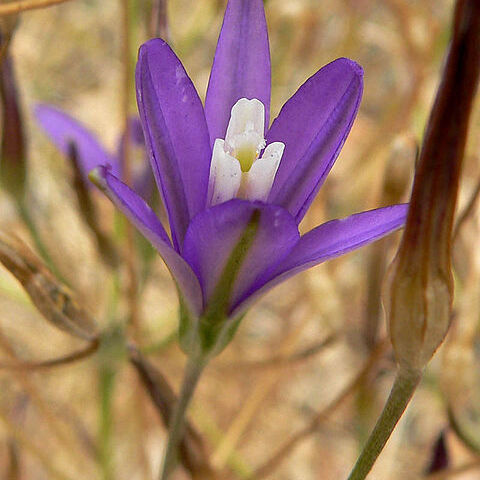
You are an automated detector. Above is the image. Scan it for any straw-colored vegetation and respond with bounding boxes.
[0,0,479,479]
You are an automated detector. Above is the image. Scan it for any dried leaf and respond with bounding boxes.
[0,339,99,370]
[0,232,98,341]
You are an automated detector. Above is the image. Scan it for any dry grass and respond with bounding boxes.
[1,0,480,479]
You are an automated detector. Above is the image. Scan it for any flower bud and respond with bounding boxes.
[0,54,26,201]
[385,0,480,372]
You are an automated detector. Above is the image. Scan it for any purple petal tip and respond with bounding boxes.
[334,57,364,80]
[138,38,169,59]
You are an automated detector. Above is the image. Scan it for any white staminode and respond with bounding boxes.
[208,98,285,206]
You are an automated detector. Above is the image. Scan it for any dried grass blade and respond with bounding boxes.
[0,232,98,341]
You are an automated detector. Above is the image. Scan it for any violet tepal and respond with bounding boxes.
[34,105,152,199]
[93,0,408,356]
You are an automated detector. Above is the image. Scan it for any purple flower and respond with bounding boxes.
[34,105,152,199]
[93,0,407,354]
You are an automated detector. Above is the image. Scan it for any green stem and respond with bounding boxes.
[160,355,207,480]
[347,368,422,480]
[100,365,116,480]
[98,273,122,480]
[16,200,69,285]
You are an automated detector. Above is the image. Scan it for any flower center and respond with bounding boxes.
[235,145,258,173]
[208,98,284,206]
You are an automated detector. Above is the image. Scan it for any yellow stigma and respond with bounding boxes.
[235,146,258,172]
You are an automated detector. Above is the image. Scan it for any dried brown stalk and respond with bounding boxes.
[0,8,18,62]
[0,232,98,341]
[0,0,73,17]
[150,0,168,40]
[0,338,99,370]
[6,440,19,480]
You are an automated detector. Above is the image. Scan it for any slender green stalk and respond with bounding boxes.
[160,355,207,480]
[98,268,122,480]
[100,365,116,480]
[16,200,69,285]
[347,368,422,480]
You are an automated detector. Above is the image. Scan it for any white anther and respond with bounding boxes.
[244,142,284,202]
[208,99,285,206]
[208,139,242,206]
[225,98,266,157]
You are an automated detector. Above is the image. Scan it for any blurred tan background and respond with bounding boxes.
[1,0,480,479]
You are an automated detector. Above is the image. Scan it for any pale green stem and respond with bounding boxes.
[100,365,116,480]
[17,200,69,285]
[347,368,422,480]
[99,262,122,480]
[160,355,207,480]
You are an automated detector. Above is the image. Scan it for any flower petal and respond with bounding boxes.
[136,39,211,250]
[115,116,153,200]
[182,199,299,312]
[205,0,271,146]
[267,58,363,223]
[115,116,146,168]
[92,166,203,317]
[34,104,117,182]
[232,204,408,315]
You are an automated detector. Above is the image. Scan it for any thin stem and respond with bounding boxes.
[0,339,99,370]
[16,200,69,285]
[160,356,206,480]
[98,274,122,480]
[99,365,116,480]
[347,368,422,480]
[150,0,168,39]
